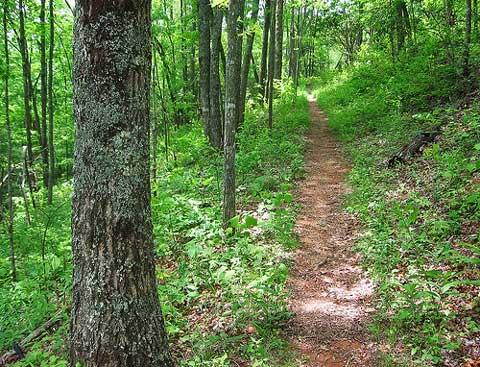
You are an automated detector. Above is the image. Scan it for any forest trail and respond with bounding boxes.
[287,95,377,366]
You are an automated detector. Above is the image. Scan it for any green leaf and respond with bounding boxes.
[244,215,258,228]
[229,215,241,229]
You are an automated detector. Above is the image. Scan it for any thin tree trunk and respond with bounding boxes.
[223,0,245,224]
[293,7,301,91]
[274,0,284,79]
[209,8,224,148]
[464,0,473,78]
[288,7,296,78]
[268,0,276,128]
[18,0,35,167]
[474,0,478,40]
[396,0,406,51]
[3,0,16,282]
[444,0,455,63]
[70,2,174,366]
[190,9,198,99]
[21,148,32,225]
[47,0,55,204]
[199,0,211,141]
[239,0,260,125]
[251,53,260,83]
[259,0,272,96]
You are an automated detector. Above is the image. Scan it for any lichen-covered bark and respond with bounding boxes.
[209,8,224,149]
[71,1,174,366]
[223,0,245,223]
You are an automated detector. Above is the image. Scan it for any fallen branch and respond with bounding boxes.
[0,310,63,366]
[387,130,440,167]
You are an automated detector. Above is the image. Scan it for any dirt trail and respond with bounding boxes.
[287,95,377,367]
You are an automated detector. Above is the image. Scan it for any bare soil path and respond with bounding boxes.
[287,95,377,367]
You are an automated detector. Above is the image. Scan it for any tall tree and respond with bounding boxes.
[267,0,276,128]
[464,0,473,78]
[239,0,260,125]
[474,0,478,40]
[259,0,272,96]
[223,0,245,224]
[209,7,224,148]
[288,6,296,78]
[47,0,55,204]
[199,0,212,142]
[70,1,174,366]
[18,0,35,166]
[274,0,284,79]
[4,0,16,282]
[40,0,49,187]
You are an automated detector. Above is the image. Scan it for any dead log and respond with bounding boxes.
[387,130,440,167]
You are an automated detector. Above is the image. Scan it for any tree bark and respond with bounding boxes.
[47,0,55,204]
[474,0,478,40]
[209,7,224,148]
[464,0,472,78]
[288,7,295,78]
[3,0,16,282]
[293,7,301,90]
[70,2,174,366]
[199,0,211,141]
[239,0,260,125]
[259,0,271,96]
[274,0,284,79]
[268,0,276,128]
[40,0,49,187]
[18,0,35,167]
[223,0,245,224]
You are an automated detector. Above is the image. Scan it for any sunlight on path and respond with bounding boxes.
[287,95,378,367]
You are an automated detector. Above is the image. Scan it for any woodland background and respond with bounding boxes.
[1,0,480,366]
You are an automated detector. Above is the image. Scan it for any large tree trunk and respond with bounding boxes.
[3,0,16,282]
[223,0,245,224]
[209,8,224,148]
[274,0,284,79]
[259,0,272,97]
[239,0,260,125]
[199,0,211,142]
[70,2,173,366]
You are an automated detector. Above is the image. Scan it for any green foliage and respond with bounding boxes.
[316,52,480,366]
[150,94,308,365]
[0,95,308,366]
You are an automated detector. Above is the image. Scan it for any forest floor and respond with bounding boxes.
[287,95,378,366]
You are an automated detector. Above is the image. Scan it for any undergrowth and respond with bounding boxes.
[315,53,480,366]
[0,88,309,366]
